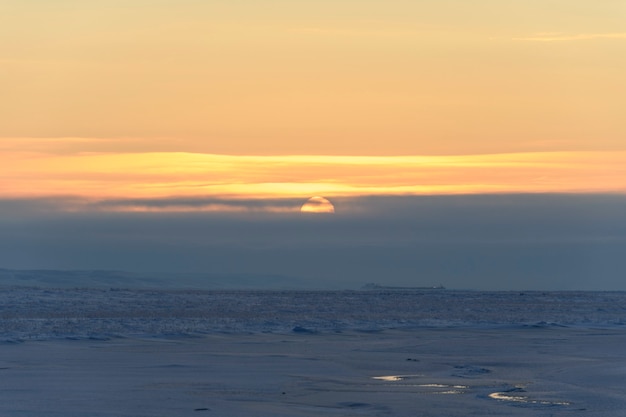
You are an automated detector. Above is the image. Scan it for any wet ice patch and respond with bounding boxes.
[419,384,464,388]
[417,383,467,395]
[371,375,422,381]
[372,376,467,395]
[489,387,570,406]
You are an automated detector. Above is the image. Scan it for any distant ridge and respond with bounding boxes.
[362,283,446,290]
[0,268,324,290]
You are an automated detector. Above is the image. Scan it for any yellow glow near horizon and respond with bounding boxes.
[2,142,626,211]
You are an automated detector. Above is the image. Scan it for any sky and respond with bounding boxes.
[1,0,625,289]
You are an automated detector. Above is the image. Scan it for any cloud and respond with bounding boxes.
[514,32,626,42]
[89,196,306,213]
[0,196,307,214]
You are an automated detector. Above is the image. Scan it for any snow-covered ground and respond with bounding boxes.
[1,288,626,416]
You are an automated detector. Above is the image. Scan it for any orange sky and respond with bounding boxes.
[2,1,625,211]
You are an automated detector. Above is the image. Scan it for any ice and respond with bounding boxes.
[1,288,626,416]
[1,288,626,340]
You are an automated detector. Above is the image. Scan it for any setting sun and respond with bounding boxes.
[300,196,335,214]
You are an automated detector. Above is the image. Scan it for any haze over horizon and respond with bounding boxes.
[2,193,625,291]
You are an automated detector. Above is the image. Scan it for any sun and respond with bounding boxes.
[300,196,335,214]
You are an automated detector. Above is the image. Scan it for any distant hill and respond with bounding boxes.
[0,268,333,290]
